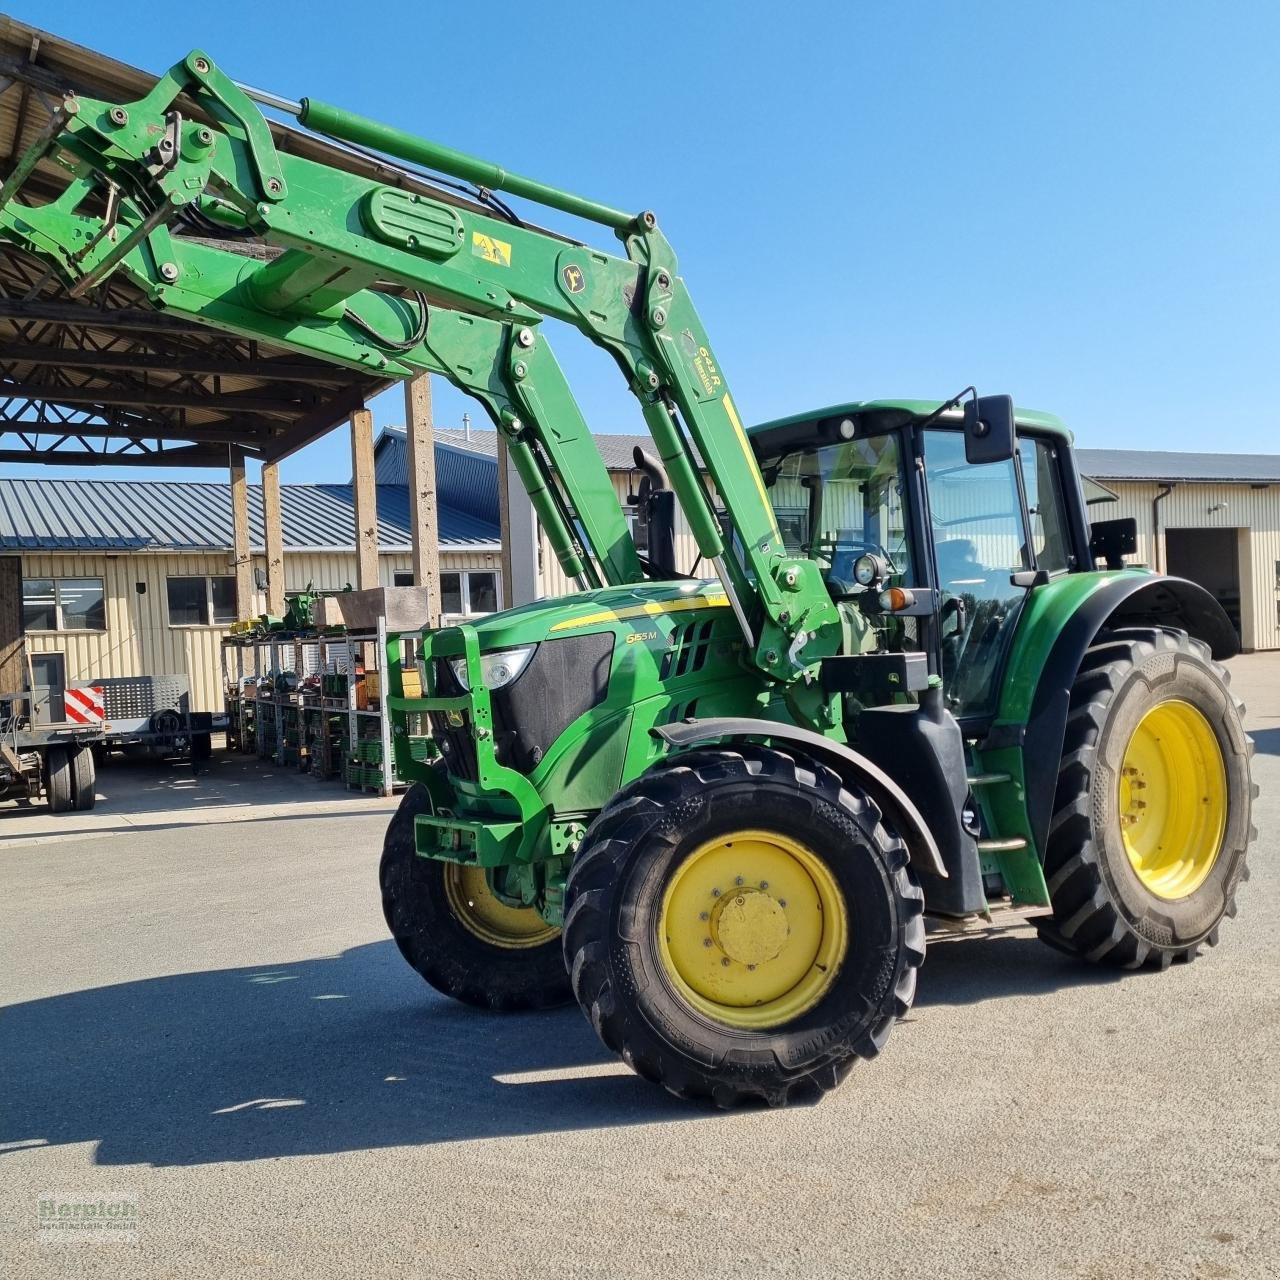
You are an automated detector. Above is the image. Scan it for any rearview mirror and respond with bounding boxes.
[963,394,1016,465]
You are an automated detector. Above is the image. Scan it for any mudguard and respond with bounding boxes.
[654,717,948,879]
[994,571,1238,859]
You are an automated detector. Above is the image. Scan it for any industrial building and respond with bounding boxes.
[0,473,500,713]
[5,432,1277,721]
[1073,449,1280,651]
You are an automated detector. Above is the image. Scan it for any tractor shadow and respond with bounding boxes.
[2,930,1119,1167]
[1,940,684,1167]
[914,924,1126,1007]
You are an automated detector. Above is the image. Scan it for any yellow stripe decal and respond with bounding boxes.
[550,593,730,632]
[722,393,780,541]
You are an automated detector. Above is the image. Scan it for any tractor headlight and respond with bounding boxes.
[448,644,536,691]
[853,553,887,588]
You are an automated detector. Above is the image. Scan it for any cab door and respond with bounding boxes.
[921,429,1033,724]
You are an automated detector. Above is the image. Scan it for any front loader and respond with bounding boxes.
[3,40,1254,1106]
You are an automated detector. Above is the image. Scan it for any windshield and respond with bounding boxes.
[761,433,913,596]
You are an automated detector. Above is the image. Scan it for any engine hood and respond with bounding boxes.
[429,579,732,655]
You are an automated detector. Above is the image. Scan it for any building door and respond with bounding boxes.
[1165,527,1242,641]
[29,652,66,724]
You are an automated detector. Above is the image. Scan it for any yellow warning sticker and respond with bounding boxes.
[471,232,512,267]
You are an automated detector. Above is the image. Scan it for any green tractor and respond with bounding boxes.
[383,400,1253,1104]
[5,42,1253,1106]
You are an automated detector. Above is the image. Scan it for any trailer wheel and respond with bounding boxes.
[380,782,571,1011]
[46,746,74,814]
[1039,628,1255,968]
[70,745,97,812]
[192,732,212,762]
[564,745,924,1107]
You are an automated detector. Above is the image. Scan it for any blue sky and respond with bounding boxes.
[10,0,1280,483]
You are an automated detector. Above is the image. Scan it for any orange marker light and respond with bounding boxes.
[878,587,916,612]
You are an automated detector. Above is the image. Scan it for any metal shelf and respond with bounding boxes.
[220,622,403,795]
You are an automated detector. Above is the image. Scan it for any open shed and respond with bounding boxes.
[0,15,454,691]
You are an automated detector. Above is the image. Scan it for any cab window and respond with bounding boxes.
[763,432,913,596]
[1020,436,1072,573]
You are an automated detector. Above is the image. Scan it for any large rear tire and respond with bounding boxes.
[380,783,571,1011]
[564,746,925,1107]
[45,746,73,815]
[70,745,96,812]
[1039,627,1254,967]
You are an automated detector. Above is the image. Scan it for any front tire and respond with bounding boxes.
[380,783,571,1011]
[1040,628,1254,967]
[564,746,925,1107]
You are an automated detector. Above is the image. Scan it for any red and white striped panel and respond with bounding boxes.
[64,684,105,726]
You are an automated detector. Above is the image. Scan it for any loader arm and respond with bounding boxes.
[0,49,840,682]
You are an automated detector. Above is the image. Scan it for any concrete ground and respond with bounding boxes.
[0,736,395,849]
[1,658,1277,1280]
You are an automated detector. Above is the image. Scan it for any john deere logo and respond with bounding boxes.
[562,264,586,294]
[445,710,465,729]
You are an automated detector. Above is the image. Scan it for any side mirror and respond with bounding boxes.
[963,394,1016,465]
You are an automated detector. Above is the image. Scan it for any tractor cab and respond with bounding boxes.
[749,399,1092,728]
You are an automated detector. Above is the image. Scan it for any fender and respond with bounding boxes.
[654,717,947,879]
[997,572,1238,857]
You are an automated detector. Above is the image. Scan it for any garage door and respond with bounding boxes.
[1165,527,1241,641]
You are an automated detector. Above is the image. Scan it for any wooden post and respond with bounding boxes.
[404,373,441,625]
[0,556,25,694]
[228,445,254,621]
[261,461,286,616]
[350,406,379,589]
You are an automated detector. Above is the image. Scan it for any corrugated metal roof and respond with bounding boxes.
[1074,449,1280,484]
[0,479,499,553]
[374,429,498,519]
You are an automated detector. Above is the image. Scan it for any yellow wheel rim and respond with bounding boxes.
[656,829,848,1031]
[1118,699,1227,900]
[442,865,559,949]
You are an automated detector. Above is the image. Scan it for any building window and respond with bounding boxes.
[167,575,237,626]
[773,507,810,554]
[22,577,106,632]
[210,577,237,625]
[393,571,415,587]
[439,570,500,618]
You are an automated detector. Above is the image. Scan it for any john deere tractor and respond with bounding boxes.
[4,42,1253,1106]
